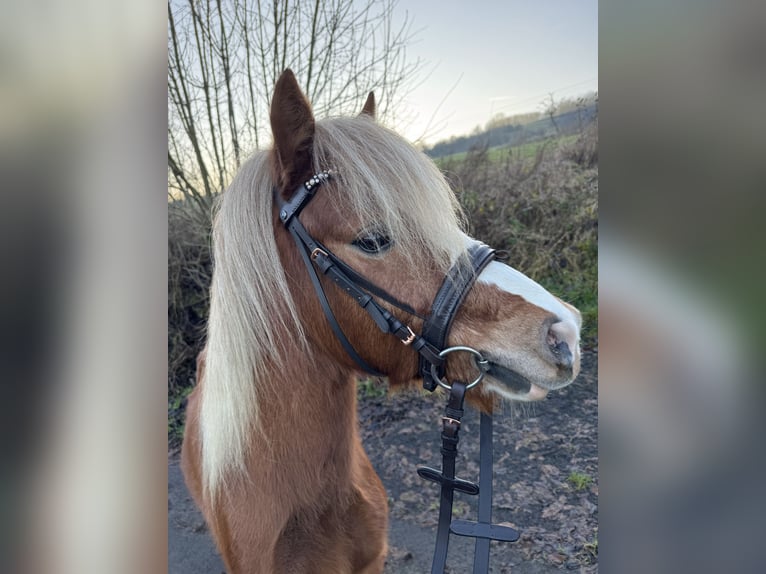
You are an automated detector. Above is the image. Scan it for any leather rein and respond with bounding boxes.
[277,171,520,573]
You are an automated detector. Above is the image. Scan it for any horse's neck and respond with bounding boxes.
[250,350,361,488]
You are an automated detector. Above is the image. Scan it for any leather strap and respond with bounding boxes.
[468,412,520,571]
[419,242,496,391]
[418,404,520,573]
[287,220,384,375]
[278,170,330,225]
[473,412,494,571]
[326,253,425,320]
[417,381,470,574]
[277,178,445,375]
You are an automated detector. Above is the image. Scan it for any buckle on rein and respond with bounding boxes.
[417,347,520,573]
[441,416,461,428]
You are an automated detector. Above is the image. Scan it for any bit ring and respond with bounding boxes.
[430,346,487,390]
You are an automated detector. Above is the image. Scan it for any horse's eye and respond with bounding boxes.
[352,231,392,254]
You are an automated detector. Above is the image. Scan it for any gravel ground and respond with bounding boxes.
[168,351,598,573]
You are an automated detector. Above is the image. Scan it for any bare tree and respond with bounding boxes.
[168,0,421,210]
[543,92,560,136]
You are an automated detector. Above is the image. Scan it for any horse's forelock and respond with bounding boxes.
[313,117,467,275]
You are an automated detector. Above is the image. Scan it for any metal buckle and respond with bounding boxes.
[311,247,328,261]
[401,326,417,345]
[430,346,486,391]
[441,416,461,428]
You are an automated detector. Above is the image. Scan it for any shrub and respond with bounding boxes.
[441,128,598,346]
[168,197,214,445]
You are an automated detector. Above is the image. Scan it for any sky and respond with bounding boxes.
[390,0,598,145]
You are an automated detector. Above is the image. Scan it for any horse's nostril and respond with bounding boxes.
[548,321,574,371]
[552,340,573,371]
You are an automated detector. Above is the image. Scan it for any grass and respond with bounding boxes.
[357,378,388,399]
[567,471,593,491]
[583,535,598,558]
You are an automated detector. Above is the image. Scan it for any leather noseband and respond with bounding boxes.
[419,242,495,390]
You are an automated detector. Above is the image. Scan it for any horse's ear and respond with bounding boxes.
[270,69,315,195]
[360,91,376,119]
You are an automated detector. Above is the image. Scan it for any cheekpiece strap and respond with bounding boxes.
[278,170,332,225]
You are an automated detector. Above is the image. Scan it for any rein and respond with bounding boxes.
[418,381,520,574]
[278,172,520,573]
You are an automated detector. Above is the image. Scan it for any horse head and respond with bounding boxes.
[269,69,582,410]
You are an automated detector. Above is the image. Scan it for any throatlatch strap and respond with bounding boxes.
[287,222,384,376]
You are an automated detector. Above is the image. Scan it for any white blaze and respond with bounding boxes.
[478,260,579,330]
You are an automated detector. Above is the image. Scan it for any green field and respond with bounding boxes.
[434,133,580,166]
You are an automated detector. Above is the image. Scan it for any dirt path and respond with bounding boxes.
[168,351,597,573]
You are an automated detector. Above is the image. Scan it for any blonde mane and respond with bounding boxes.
[200,115,468,496]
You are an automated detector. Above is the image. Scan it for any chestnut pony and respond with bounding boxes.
[182,70,582,573]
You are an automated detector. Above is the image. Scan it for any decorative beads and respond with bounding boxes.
[304,169,332,192]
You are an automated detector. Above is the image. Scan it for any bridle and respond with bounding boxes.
[277,171,520,573]
[277,170,494,387]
